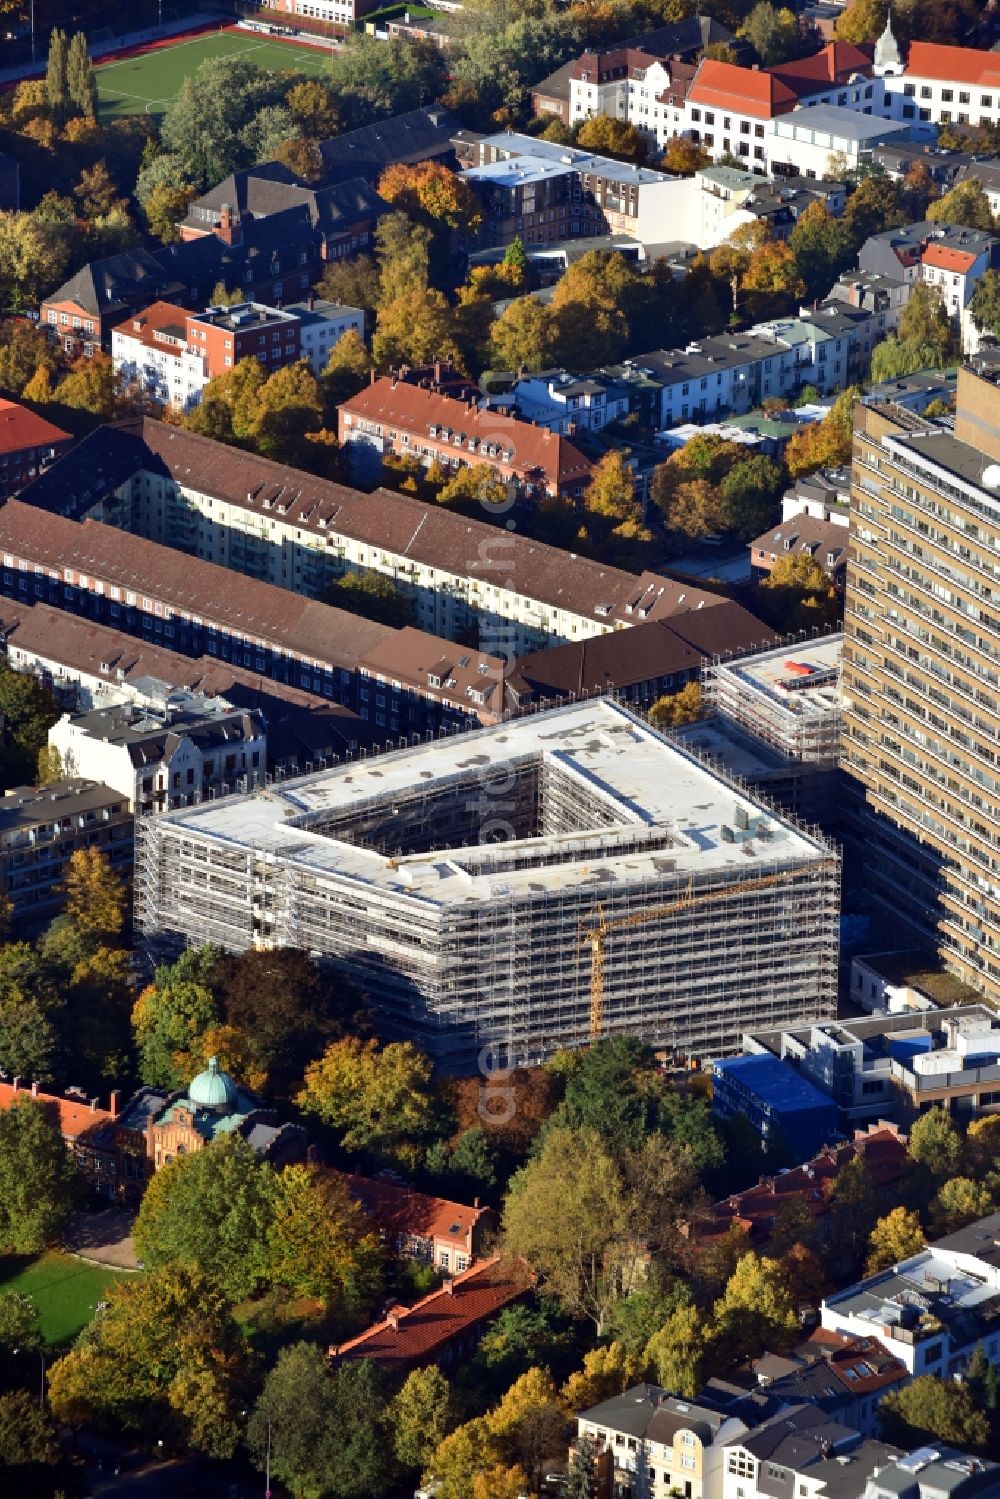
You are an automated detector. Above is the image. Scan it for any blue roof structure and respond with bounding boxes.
[713,1052,835,1115]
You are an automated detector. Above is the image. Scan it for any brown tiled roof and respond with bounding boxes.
[0,399,71,457]
[336,1170,495,1251]
[0,1083,112,1140]
[20,418,727,632]
[340,378,594,489]
[359,627,506,720]
[768,42,873,95]
[687,1123,909,1245]
[0,500,394,671]
[112,301,191,355]
[330,1253,535,1370]
[510,602,778,699]
[751,514,848,576]
[796,1330,906,1399]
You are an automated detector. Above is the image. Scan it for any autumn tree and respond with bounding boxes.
[298,1036,435,1165]
[930,1177,995,1238]
[54,353,119,419]
[45,30,69,122]
[715,1251,800,1361]
[865,1206,925,1275]
[835,0,886,43]
[898,282,956,359]
[0,1097,77,1254]
[323,328,374,406]
[783,386,858,478]
[327,570,413,626]
[584,449,645,535]
[0,318,60,396]
[662,136,711,175]
[761,552,839,631]
[48,1265,249,1456]
[645,1298,715,1399]
[61,847,127,947]
[928,178,995,231]
[372,287,459,371]
[649,681,703,730]
[131,946,222,1090]
[437,463,509,512]
[789,200,852,300]
[392,1366,455,1473]
[489,296,560,372]
[379,161,482,232]
[286,78,341,140]
[268,1163,381,1306]
[909,1105,963,1181]
[143,182,197,243]
[739,2,807,65]
[842,174,906,251]
[560,1342,646,1413]
[576,115,648,164]
[66,33,97,119]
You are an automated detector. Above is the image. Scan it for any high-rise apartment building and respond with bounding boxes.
[842,361,1000,1001]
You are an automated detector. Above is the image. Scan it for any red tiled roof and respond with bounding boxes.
[0,399,71,459]
[339,378,593,489]
[0,1082,112,1140]
[113,300,193,357]
[330,1254,535,1369]
[687,59,799,119]
[798,1330,906,1398]
[768,41,873,95]
[336,1170,495,1251]
[922,243,977,273]
[906,42,1000,88]
[687,1123,909,1244]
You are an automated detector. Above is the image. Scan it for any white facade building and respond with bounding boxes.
[111,308,207,413]
[767,105,915,180]
[883,40,1000,129]
[284,297,365,377]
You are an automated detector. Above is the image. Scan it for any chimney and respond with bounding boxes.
[474,1196,480,1209]
[31,1081,38,1097]
[90,1097,99,1113]
[387,1310,400,1330]
[110,1089,120,1119]
[11,1077,19,1093]
[443,1278,455,1295]
[308,289,315,312]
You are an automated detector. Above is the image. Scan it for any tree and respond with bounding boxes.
[0,212,73,312]
[870,333,944,383]
[965,1115,1000,1178]
[490,297,560,372]
[143,182,197,243]
[267,1164,380,1306]
[930,1177,995,1238]
[824,1155,884,1276]
[783,387,859,479]
[61,847,126,947]
[662,136,711,175]
[909,1105,963,1181]
[298,1036,435,1164]
[835,0,887,43]
[0,319,60,396]
[567,1432,597,1498]
[970,269,1000,338]
[66,32,97,118]
[325,35,448,128]
[649,681,703,730]
[562,1036,653,1155]
[761,552,839,631]
[898,282,955,359]
[48,1264,248,1457]
[645,1299,715,1399]
[714,1252,799,1360]
[576,115,648,164]
[326,569,414,626]
[0,1097,77,1254]
[45,30,69,122]
[585,449,644,532]
[720,454,784,537]
[323,329,374,406]
[286,78,342,140]
[424,1417,496,1499]
[437,463,509,512]
[739,2,806,65]
[159,57,291,188]
[881,1376,990,1452]
[0,1390,70,1494]
[928,179,995,231]
[320,255,381,316]
[379,161,482,232]
[392,1366,455,1473]
[0,665,60,784]
[842,175,905,251]
[560,1342,645,1413]
[54,354,119,419]
[789,200,853,300]
[132,948,220,1090]
[865,1206,925,1275]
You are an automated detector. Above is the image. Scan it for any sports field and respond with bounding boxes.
[0,1250,122,1345]
[95,29,329,121]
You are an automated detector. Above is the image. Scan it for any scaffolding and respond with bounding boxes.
[135,700,841,1072]
[704,634,844,767]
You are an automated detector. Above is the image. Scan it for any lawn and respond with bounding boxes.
[95,29,330,121]
[0,1250,123,1345]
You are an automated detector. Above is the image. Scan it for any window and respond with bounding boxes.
[959,91,970,104]
[982,95,994,108]
[921,85,931,98]
[941,89,953,102]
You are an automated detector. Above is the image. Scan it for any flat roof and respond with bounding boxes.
[717,635,843,719]
[774,105,911,141]
[892,426,1000,500]
[154,699,831,904]
[713,1051,837,1114]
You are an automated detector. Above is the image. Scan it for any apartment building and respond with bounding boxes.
[335,1171,496,1271]
[283,296,364,376]
[498,370,633,435]
[768,105,912,181]
[0,779,133,929]
[750,514,849,587]
[0,399,71,498]
[0,501,507,736]
[338,376,594,499]
[822,1210,1000,1377]
[842,362,1000,1003]
[17,417,730,653]
[456,132,684,250]
[50,701,268,814]
[859,223,1000,320]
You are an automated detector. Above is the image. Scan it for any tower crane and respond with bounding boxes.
[580,866,810,1040]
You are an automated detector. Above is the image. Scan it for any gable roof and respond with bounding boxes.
[922,242,978,272]
[46,249,184,318]
[318,106,459,183]
[0,399,71,457]
[768,40,873,95]
[0,1082,112,1140]
[687,59,799,118]
[329,1253,535,1368]
[340,378,593,488]
[336,1169,494,1249]
[905,41,1000,88]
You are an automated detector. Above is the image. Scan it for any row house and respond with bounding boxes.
[338,375,594,500]
[17,416,727,652]
[0,399,72,498]
[0,500,506,738]
[498,370,634,434]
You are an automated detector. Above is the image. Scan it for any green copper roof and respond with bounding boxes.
[187,1055,238,1112]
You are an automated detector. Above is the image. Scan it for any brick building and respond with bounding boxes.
[337,1170,496,1272]
[177,165,383,260]
[338,376,594,499]
[0,400,72,498]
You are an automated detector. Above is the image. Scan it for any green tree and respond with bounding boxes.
[970,268,1000,338]
[62,847,126,948]
[286,78,342,140]
[326,569,414,627]
[48,1264,248,1456]
[325,35,448,129]
[645,1298,715,1399]
[789,200,853,301]
[131,947,220,1090]
[0,1098,77,1254]
[251,360,325,467]
[392,1366,455,1473]
[320,255,381,316]
[909,1105,963,1181]
[298,1036,435,1165]
[143,182,197,244]
[881,1375,990,1452]
[865,1206,925,1275]
[739,2,806,64]
[562,1036,653,1155]
[842,175,906,252]
[267,1163,380,1307]
[0,665,60,786]
[0,1390,70,1495]
[930,1176,995,1237]
[45,30,69,122]
[928,178,995,231]
[66,32,97,119]
[160,57,291,188]
[714,1251,799,1360]
[490,297,560,373]
[761,552,839,631]
[720,454,784,537]
[0,212,72,312]
[824,1155,884,1276]
[567,1431,597,1499]
[870,333,944,383]
[0,318,60,396]
[898,282,956,358]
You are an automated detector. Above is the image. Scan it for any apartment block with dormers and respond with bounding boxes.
[842,360,1000,1005]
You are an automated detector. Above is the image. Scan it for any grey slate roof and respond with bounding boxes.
[318,106,459,184]
[50,249,185,318]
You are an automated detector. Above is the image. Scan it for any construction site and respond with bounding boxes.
[705,634,844,765]
[134,699,841,1071]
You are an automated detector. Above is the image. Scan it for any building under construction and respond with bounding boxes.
[135,700,840,1071]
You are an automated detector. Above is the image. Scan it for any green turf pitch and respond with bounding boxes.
[0,1251,122,1346]
[95,30,328,120]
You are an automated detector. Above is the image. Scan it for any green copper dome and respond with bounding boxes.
[188,1056,238,1112]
